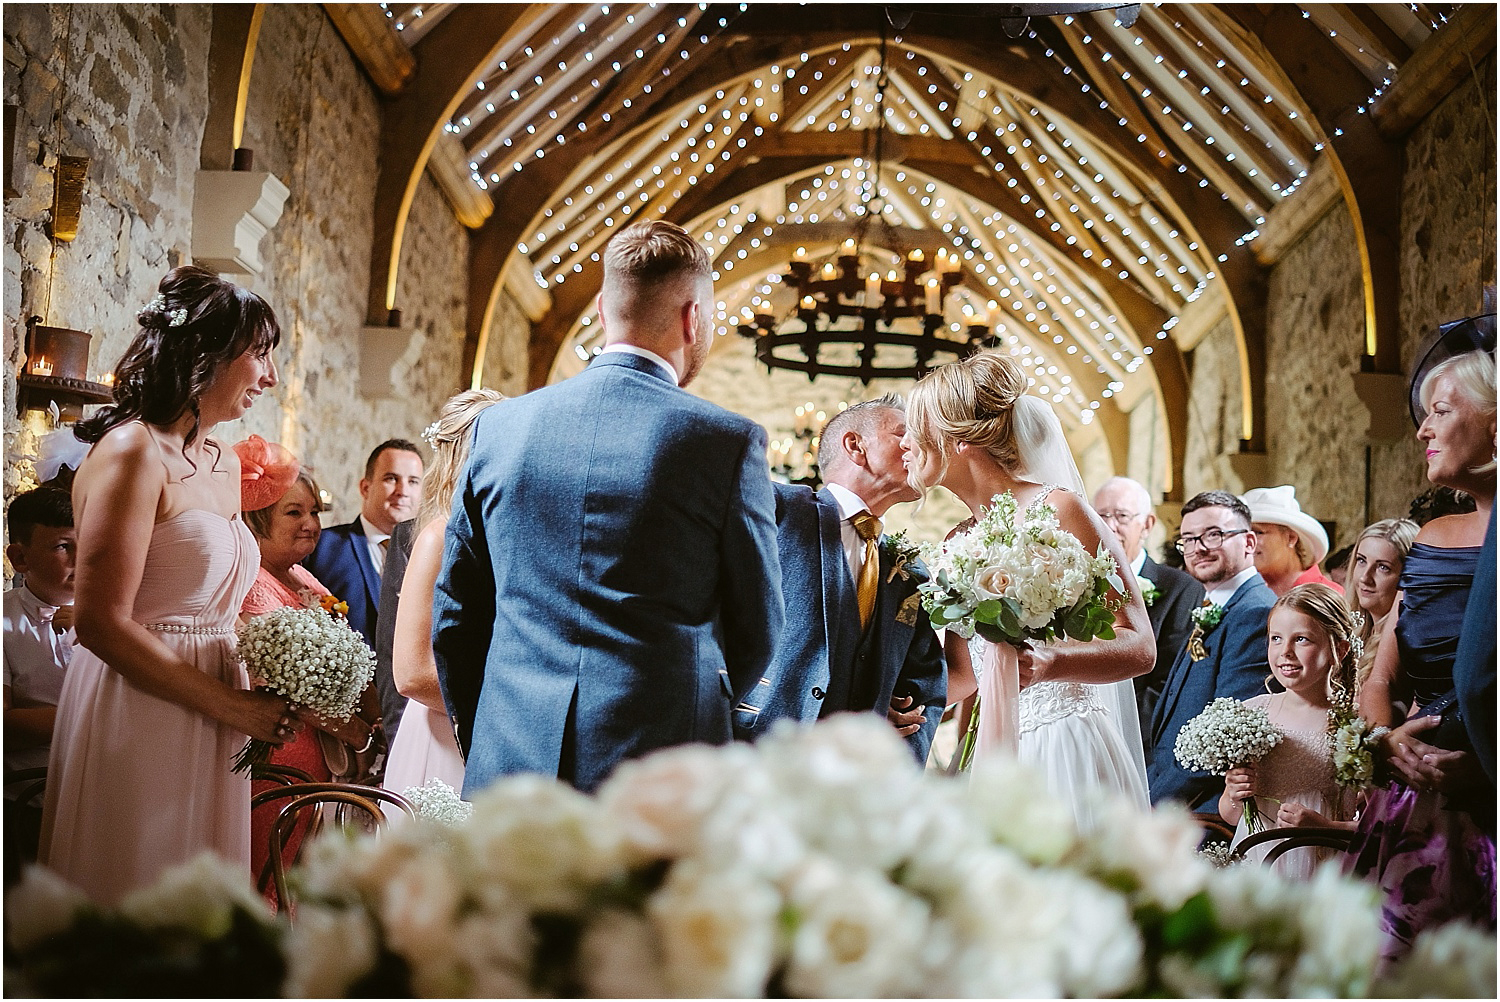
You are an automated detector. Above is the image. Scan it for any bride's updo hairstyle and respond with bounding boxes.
[905,350,1029,491]
[76,266,281,450]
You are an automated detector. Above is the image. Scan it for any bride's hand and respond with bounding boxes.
[1015,644,1054,689]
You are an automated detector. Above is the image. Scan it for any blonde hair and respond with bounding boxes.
[905,351,1029,491]
[1272,583,1360,713]
[1420,348,1497,476]
[1346,517,1420,689]
[416,389,505,527]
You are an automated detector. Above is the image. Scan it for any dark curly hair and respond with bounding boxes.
[75,267,281,461]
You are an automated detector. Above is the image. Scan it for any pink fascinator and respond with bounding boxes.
[233,435,300,512]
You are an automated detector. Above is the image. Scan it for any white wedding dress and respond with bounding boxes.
[960,396,1150,832]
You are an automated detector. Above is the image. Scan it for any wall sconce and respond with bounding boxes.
[17,317,114,420]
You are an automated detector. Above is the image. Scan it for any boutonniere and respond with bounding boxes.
[883,530,921,583]
[305,590,349,618]
[1190,602,1226,632]
[1137,576,1160,608]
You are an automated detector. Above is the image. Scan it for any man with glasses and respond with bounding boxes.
[1146,490,1276,811]
[1092,477,1205,750]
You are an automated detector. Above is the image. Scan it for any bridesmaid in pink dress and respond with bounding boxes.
[383,389,504,798]
[39,267,298,905]
[234,444,380,899]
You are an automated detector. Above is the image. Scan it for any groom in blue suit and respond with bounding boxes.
[433,221,783,796]
[733,397,946,763]
[1148,490,1276,811]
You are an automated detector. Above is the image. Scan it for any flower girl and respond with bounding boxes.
[1219,584,1359,878]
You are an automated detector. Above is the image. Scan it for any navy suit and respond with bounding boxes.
[1454,507,1497,789]
[1147,571,1275,810]
[304,518,382,652]
[733,484,947,763]
[1135,554,1207,752]
[432,352,784,795]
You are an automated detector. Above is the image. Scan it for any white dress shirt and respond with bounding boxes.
[597,343,680,385]
[1205,566,1260,608]
[823,482,876,586]
[360,515,391,577]
[3,585,75,775]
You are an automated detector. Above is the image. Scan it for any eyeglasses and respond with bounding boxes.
[1097,510,1143,525]
[1175,528,1251,553]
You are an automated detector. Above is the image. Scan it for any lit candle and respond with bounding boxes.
[801,295,816,311]
[820,262,837,281]
[842,238,856,254]
[30,356,53,377]
[793,246,809,262]
[865,271,882,306]
[925,278,940,315]
[886,269,898,283]
[936,247,948,271]
[101,372,116,386]
[908,248,924,263]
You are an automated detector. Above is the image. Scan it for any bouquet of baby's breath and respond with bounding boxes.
[1328,710,1388,789]
[918,492,1124,646]
[232,606,376,773]
[1174,698,1284,833]
[401,778,473,826]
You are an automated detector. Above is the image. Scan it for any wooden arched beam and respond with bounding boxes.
[200,5,264,170]
[1218,6,1407,373]
[467,16,1264,450]
[364,4,548,325]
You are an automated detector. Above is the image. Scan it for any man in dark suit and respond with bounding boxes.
[732,397,947,764]
[373,518,417,740]
[304,438,424,658]
[1092,476,1205,753]
[1147,490,1276,811]
[433,220,783,796]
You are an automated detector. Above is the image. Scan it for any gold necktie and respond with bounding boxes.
[850,511,883,628]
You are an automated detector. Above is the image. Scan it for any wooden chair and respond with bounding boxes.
[4,766,48,807]
[1191,811,1236,844]
[250,783,417,912]
[249,761,316,786]
[1230,826,1356,865]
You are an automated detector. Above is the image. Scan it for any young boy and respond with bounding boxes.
[4,486,76,883]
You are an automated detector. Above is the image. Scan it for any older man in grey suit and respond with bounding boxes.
[433,221,784,795]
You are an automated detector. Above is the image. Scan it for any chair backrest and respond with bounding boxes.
[251,782,418,914]
[1230,825,1355,865]
[4,766,49,808]
[250,762,316,786]
[1190,811,1236,844]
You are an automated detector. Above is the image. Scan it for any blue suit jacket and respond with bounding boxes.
[733,484,946,763]
[1147,571,1276,809]
[1455,508,1497,787]
[303,518,382,651]
[432,352,784,795]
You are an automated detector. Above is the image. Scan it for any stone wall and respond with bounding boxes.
[1180,313,1244,497]
[2,5,533,549]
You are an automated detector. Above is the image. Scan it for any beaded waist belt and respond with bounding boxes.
[144,623,235,636]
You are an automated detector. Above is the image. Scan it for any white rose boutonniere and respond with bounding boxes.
[1137,576,1160,608]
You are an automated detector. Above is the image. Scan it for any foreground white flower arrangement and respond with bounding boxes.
[7,716,1496,997]
[233,606,377,772]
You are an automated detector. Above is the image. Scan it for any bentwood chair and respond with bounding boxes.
[250,783,417,913]
[1229,825,1356,865]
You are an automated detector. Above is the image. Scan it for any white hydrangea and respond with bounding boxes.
[1376,921,1499,998]
[118,852,269,939]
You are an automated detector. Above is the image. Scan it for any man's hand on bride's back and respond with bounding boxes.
[886,695,926,736]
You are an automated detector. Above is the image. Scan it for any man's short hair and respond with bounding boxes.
[1180,489,1253,529]
[7,486,73,546]
[603,221,712,289]
[819,394,905,471]
[364,439,423,480]
[1095,475,1153,515]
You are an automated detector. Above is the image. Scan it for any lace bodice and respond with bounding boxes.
[967,635,1105,735]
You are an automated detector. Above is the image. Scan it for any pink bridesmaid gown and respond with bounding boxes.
[39,510,260,905]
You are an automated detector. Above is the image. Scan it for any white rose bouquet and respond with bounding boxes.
[1173,698,1283,832]
[918,491,1124,646]
[232,605,376,774]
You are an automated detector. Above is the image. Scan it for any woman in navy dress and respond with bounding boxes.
[1352,348,1496,962]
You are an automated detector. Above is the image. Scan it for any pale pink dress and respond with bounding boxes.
[382,700,465,798]
[39,510,259,904]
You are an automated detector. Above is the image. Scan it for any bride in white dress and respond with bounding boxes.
[903,351,1153,830]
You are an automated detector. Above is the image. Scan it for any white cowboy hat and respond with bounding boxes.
[1241,485,1329,565]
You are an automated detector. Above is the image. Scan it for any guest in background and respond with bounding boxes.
[3,487,76,885]
[41,266,293,905]
[1409,485,1476,525]
[373,518,416,748]
[303,439,423,660]
[1345,518,1419,695]
[1350,348,1496,962]
[1091,476,1205,750]
[1219,584,1359,880]
[237,439,381,902]
[1325,543,1354,591]
[1147,490,1276,812]
[384,390,503,797]
[1242,485,1340,597]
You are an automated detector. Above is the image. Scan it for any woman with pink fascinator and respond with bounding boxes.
[234,435,382,906]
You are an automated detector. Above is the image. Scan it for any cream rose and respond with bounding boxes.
[974,564,1014,600]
